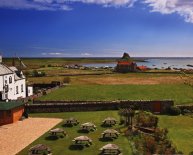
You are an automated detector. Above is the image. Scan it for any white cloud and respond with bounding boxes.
[0,0,72,11]
[0,0,136,11]
[144,0,193,23]
[1,0,193,24]
[41,52,64,55]
[81,52,92,56]
[71,0,137,7]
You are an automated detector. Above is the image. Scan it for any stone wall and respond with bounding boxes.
[26,100,174,114]
[177,104,193,111]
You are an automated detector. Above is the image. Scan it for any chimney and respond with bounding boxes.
[0,55,2,63]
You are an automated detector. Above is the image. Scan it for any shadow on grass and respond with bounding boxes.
[45,136,59,141]
[77,129,89,133]
[62,124,73,128]
[98,137,114,142]
[100,124,113,128]
[69,145,84,150]
[45,135,64,141]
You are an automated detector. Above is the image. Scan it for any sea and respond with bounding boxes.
[83,57,193,69]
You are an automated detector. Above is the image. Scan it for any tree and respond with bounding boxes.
[118,108,135,126]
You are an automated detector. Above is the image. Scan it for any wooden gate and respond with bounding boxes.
[153,102,161,113]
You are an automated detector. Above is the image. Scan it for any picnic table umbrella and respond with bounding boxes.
[64,117,79,126]
[99,144,122,155]
[72,136,92,146]
[49,128,66,136]
[101,129,120,139]
[80,122,97,131]
[28,144,52,155]
[102,117,117,126]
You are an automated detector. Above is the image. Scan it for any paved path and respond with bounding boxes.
[0,117,62,155]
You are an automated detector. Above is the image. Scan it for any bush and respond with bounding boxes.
[63,77,71,83]
[47,64,52,67]
[189,151,193,155]
[24,71,30,77]
[168,106,181,115]
[32,70,46,77]
[40,65,45,68]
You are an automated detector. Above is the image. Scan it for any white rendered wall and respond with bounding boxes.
[11,79,26,100]
[0,76,3,91]
[27,86,33,96]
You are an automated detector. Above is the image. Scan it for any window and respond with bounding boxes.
[9,76,12,84]
[16,86,19,94]
[21,84,23,92]
[5,94,8,99]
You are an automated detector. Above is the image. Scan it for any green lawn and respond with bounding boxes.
[18,111,132,155]
[39,84,193,105]
[159,115,193,155]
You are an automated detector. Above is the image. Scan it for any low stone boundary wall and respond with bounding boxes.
[177,104,193,111]
[26,100,174,114]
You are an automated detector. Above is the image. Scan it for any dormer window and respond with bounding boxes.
[9,76,12,84]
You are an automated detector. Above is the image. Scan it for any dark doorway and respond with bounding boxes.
[0,92,2,100]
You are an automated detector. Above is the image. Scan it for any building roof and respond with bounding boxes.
[0,101,24,110]
[137,65,148,71]
[117,61,135,66]
[0,63,13,75]
[9,66,18,72]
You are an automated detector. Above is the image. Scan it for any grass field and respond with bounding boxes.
[18,112,193,155]
[18,111,132,155]
[39,84,193,105]
[159,115,193,155]
[4,58,117,69]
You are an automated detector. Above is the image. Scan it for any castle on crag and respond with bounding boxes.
[116,53,137,73]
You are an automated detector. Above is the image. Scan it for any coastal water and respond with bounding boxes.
[84,57,193,69]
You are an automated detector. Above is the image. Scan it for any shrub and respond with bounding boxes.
[189,151,193,155]
[63,77,71,83]
[24,71,30,77]
[40,65,45,68]
[168,106,181,115]
[47,64,52,67]
[182,109,191,115]
[134,111,158,128]
[32,70,46,77]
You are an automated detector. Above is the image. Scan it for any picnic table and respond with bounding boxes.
[49,128,66,136]
[28,144,52,155]
[101,129,120,139]
[64,117,79,126]
[72,136,92,146]
[99,144,122,155]
[102,117,117,126]
[80,122,96,131]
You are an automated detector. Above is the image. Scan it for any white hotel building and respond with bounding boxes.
[0,56,32,100]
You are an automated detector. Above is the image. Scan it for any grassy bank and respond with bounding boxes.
[3,58,117,69]
[18,111,132,155]
[39,84,193,105]
[159,115,193,155]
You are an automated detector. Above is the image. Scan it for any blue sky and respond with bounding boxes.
[0,0,193,57]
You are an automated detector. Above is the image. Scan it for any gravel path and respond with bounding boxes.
[0,117,62,155]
